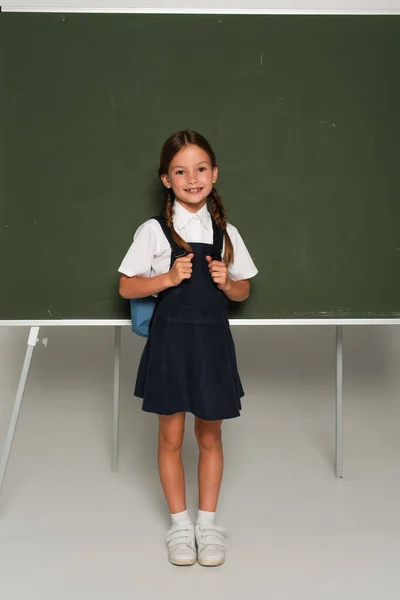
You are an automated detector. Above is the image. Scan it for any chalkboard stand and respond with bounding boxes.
[0,325,123,495]
[0,327,40,494]
[0,320,351,497]
[336,326,343,478]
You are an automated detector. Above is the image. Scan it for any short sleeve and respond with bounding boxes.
[225,223,258,281]
[118,220,159,278]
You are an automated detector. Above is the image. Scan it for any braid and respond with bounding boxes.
[162,189,192,254]
[208,187,234,266]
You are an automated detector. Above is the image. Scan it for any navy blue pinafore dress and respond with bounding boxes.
[134,219,244,421]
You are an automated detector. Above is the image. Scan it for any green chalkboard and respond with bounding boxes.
[1,13,399,320]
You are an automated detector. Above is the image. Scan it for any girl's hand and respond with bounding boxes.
[167,253,194,287]
[206,256,230,290]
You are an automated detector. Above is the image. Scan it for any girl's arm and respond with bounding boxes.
[119,273,172,299]
[220,278,250,302]
[119,253,194,299]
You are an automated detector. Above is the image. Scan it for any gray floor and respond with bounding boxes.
[0,325,399,599]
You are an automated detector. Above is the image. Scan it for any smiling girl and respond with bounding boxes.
[118,130,258,567]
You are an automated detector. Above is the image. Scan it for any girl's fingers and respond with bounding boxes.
[210,266,227,275]
[211,273,227,282]
[207,258,225,268]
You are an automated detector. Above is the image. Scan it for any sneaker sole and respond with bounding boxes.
[197,558,225,567]
[169,557,197,566]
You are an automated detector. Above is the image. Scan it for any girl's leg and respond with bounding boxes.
[194,418,223,512]
[194,418,226,567]
[160,413,197,566]
[158,412,187,514]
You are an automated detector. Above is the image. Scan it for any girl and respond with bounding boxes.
[118,130,258,567]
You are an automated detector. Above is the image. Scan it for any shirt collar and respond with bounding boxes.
[173,201,211,231]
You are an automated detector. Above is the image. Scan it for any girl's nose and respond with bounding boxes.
[187,172,198,184]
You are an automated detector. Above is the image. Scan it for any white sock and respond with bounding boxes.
[171,510,192,526]
[197,509,216,525]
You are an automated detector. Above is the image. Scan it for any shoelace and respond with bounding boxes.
[196,524,227,550]
[166,524,195,551]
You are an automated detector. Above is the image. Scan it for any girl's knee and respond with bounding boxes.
[159,432,184,453]
[158,413,185,452]
[195,419,222,451]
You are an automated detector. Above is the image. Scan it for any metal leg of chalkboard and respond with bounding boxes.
[0,326,40,495]
[335,326,343,478]
[112,326,121,472]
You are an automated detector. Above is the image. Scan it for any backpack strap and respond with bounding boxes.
[211,219,224,261]
[152,214,187,259]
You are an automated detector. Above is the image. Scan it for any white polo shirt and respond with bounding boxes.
[118,201,258,281]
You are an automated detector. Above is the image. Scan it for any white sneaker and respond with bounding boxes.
[166,522,196,566]
[195,523,227,567]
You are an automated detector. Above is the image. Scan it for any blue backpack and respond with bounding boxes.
[130,215,186,338]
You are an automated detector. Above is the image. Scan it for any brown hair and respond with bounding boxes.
[158,129,234,266]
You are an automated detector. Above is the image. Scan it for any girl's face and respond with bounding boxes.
[161,144,218,213]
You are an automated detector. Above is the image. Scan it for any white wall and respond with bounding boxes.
[2,1,400,14]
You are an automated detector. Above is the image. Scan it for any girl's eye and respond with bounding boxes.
[199,167,207,172]
[176,170,184,175]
